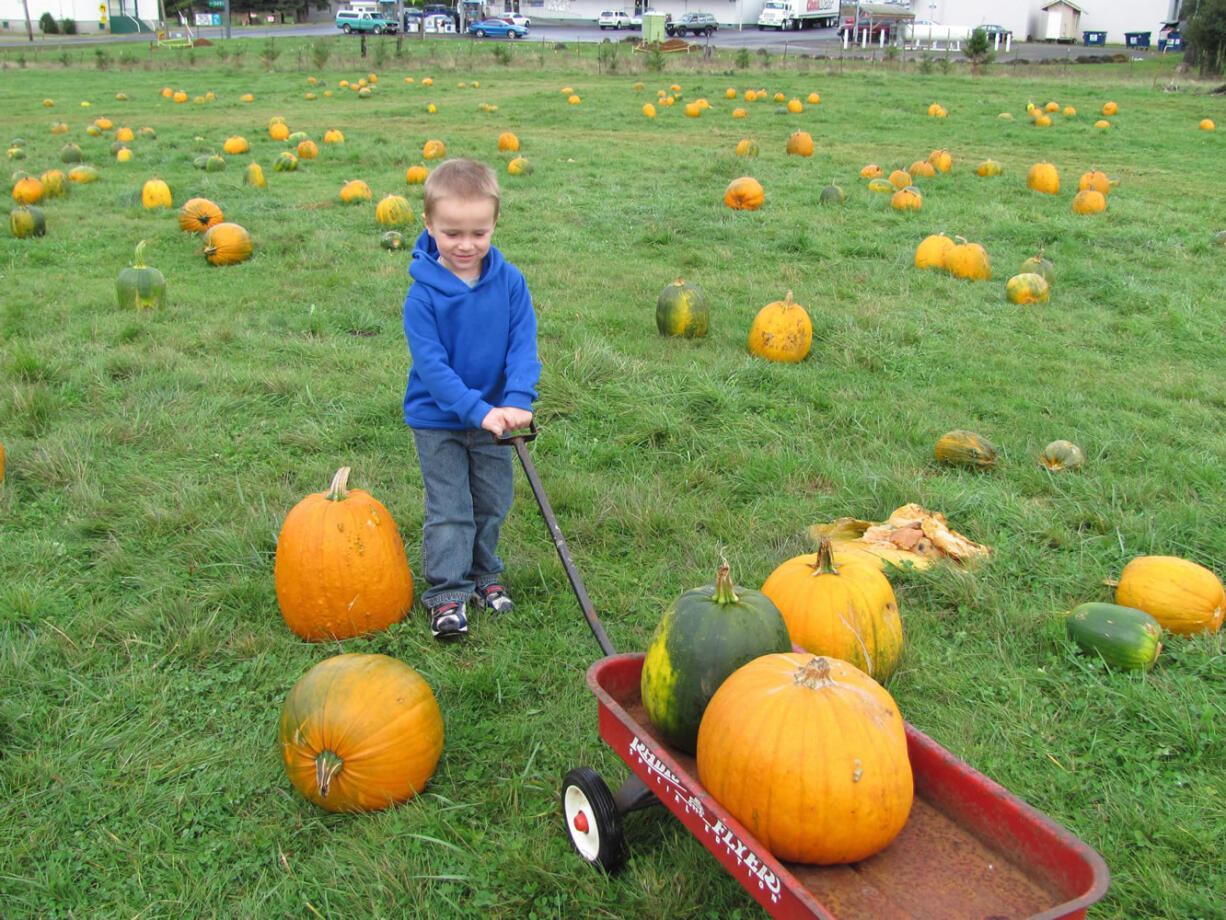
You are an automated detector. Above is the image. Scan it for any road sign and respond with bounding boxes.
[207,0,224,8]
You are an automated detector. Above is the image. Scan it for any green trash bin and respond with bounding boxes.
[642,11,666,43]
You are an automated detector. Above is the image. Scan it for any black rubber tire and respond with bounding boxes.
[475,28,485,36]
[372,25,382,34]
[561,767,626,872]
[342,24,352,33]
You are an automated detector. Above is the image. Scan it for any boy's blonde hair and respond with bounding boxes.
[423,158,501,221]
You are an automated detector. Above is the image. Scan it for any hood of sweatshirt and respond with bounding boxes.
[408,228,506,291]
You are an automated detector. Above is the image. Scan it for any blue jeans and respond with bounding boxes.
[412,427,513,609]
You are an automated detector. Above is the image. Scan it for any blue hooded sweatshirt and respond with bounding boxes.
[402,228,541,430]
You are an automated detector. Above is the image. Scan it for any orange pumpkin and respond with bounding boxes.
[497,131,520,152]
[761,537,904,681]
[280,653,443,812]
[423,139,446,159]
[297,139,319,160]
[696,654,913,865]
[946,237,991,280]
[976,159,1003,177]
[269,121,290,141]
[222,135,249,154]
[723,175,764,211]
[1071,189,1106,214]
[1101,101,1119,115]
[915,232,955,270]
[1005,272,1051,304]
[747,290,811,362]
[890,185,923,211]
[405,164,430,185]
[339,179,372,203]
[12,175,44,205]
[178,197,224,233]
[735,138,759,157]
[1078,170,1111,194]
[888,169,911,189]
[323,128,345,144]
[860,163,884,178]
[908,160,936,179]
[274,467,415,641]
[202,221,253,266]
[928,148,952,172]
[1115,556,1225,635]
[785,130,814,157]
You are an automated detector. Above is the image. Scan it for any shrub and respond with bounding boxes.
[39,12,59,33]
[60,17,76,34]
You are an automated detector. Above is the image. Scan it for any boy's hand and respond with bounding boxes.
[481,407,534,437]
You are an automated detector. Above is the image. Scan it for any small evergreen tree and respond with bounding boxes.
[963,27,993,74]
[1184,0,1226,74]
[39,11,60,33]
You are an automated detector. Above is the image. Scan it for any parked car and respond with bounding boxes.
[666,11,717,36]
[840,16,890,40]
[335,9,399,33]
[495,13,531,27]
[467,16,527,37]
[598,10,633,29]
[978,24,1012,38]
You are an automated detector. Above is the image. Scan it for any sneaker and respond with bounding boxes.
[475,583,514,614]
[430,601,468,639]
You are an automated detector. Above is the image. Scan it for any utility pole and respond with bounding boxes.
[21,0,34,41]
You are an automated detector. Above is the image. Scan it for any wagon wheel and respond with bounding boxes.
[561,767,626,872]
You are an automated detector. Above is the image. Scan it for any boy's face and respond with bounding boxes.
[423,195,498,280]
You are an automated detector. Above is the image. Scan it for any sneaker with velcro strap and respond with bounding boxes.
[430,601,468,639]
[474,583,514,614]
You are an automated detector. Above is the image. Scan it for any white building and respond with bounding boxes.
[911,0,1183,44]
[0,0,161,34]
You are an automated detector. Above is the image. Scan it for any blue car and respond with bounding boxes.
[468,17,528,37]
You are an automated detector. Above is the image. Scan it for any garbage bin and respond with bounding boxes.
[1082,30,1105,45]
[642,11,667,43]
[1124,31,1151,47]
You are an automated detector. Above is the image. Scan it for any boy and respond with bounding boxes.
[402,158,541,639]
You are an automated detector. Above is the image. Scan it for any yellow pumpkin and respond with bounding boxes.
[723,175,764,211]
[497,131,519,152]
[39,169,69,198]
[642,103,657,118]
[1115,556,1224,635]
[507,156,533,176]
[1026,162,1059,195]
[1199,118,1216,131]
[914,232,955,270]
[934,429,997,470]
[11,175,44,205]
[786,98,803,113]
[405,164,430,185]
[908,160,936,179]
[747,290,811,362]
[976,159,1003,177]
[422,139,446,160]
[1078,170,1111,194]
[243,162,266,188]
[888,169,911,189]
[140,176,172,210]
[1101,101,1119,115]
[696,654,913,865]
[731,107,748,118]
[684,102,702,118]
[928,148,952,172]
[375,194,414,227]
[115,126,135,142]
[946,238,991,281]
[269,122,290,141]
[339,179,372,204]
[223,136,249,154]
[323,128,345,144]
[1005,272,1050,304]
[735,138,759,157]
[890,186,923,211]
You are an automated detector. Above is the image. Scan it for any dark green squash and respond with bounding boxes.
[1067,602,1163,671]
[59,143,83,164]
[10,204,46,239]
[819,182,846,205]
[655,276,709,338]
[204,154,226,173]
[380,230,405,251]
[116,240,166,310]
[640,562,792,753]
[1019,248,1055,285]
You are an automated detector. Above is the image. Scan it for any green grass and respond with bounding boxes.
[2,35,1225,919]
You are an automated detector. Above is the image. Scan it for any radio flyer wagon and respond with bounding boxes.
[500,427,1110,920]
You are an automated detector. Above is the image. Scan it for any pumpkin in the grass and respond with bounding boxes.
[297,139,319,160]
[1039,439,1085,471]
[1071,189,1106,214]
[1114,555,1225,635]
[12,175,44,205]
[946,237,991,281]
[274,151,299,172]
[915,232,955,270]
[422,139,446,160]
[507,156,533,176]
[1078,170,1111,194]
[890,185,923,211]
[761,536,904,681]
[785,130,814,156]
[1026,162,1059,194]
[222,135,249,155]
[747,290,811,362]
[40,169,69,198]
[140,176,172,210]
[819,182,845,205]
[696,654,913,865]
[976,159,1003,177]
[723,176,764,211]
[375,194,414,227]
[928,148,952,172]
[640,562,791,754]
[655,276,709,338]
[860,163,884,178]
[178,197,224,234]
[935,429,997,470]
[339,179,372,203]
[497,131,519,152]
[202,222,253,266]
[10,205,46,238]
[380,230,406,251]
[888,169,911,189]
[1019,248,1055,284]
[280,653,443,812]
[275,467,415,641]
[244,162,267,188]
[115,240,166,310]
[1005,272,1050,304]
[405,164,430,185]
[735,138,759,158]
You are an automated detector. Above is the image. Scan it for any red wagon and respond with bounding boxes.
[501,428,1110,919]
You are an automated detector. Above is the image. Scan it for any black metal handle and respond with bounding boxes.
[495,420,538,446]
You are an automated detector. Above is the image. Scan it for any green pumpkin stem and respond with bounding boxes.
[132,239,149,269]
[794,656,835,689]
[713,559,739,605]
[314,749,344,798]
[325,467,352,501]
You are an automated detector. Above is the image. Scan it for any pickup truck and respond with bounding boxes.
[335,9,399,33]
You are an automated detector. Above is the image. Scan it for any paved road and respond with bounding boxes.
[0,19,1164,63]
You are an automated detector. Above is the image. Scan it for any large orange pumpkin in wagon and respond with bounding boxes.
[696,653,913,864]
[274,467,415,641]
[280,653,443,812]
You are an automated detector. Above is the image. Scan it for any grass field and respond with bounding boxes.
[2,34,1225,920]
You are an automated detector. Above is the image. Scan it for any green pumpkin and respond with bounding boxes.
[1067,602,1163,671]
[1019,249,1055,285]
[640,562,792,754]
[819,182,846,205]
[10,204,47,239]
[655,276,709,338]
[934,429,998,470]
[204,154,226,173]
[115,239,166,310]
[380,230,405,251]
[60,143,84,163]
[274,151,299,172]
[1039,439,1085,472]
[6,146,27,160]
[192,155,211,170]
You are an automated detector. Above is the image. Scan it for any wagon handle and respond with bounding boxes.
[497,422,618,657]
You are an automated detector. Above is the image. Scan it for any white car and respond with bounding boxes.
[496,13,530,27]
[598,10,633,29]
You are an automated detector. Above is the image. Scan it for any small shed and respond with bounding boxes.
[1040,0,1083,42]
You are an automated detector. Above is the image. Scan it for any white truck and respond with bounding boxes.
[757,0,837,31]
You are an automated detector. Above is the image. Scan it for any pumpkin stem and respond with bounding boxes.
[314,750,344,798]
[713,559,739,605]
[132,239,149,269]
[325,467,352,501]
[809,536,839,576]
[794,656,836,689]
[783,290,795,309]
